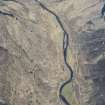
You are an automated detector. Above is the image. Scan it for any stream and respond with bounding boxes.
[34,0,74,105]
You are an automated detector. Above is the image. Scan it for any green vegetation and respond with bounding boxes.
[62,83,78,105]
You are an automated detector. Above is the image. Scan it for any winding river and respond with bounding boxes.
[35,0,74,105]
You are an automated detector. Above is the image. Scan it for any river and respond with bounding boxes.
[34,0,74,105]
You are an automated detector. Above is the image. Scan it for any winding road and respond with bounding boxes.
[34,0,74,105]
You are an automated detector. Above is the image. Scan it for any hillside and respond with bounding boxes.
[0,0,105,105]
